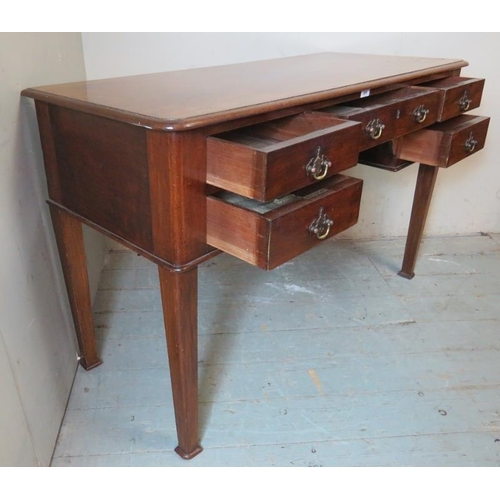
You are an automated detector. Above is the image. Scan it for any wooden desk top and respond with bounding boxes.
[22,52,466,131]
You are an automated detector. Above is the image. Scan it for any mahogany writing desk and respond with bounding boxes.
[22,53,489,459]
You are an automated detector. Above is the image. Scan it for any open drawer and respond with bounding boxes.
[397,115,490,168]
[207,174,363,270]
[419,76,485,122]
[207,112,361,202]
[321,86,441,151]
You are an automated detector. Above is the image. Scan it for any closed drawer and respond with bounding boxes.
[207,112,361,202]
[207,175,363,270]
[321,87,440,151]
[397,115,490,168]
[420,76,485,122]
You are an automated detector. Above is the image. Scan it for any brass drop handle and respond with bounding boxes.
[413,104,429,123]
[464,132,478,153]
[306,146,331,181]
[309,207,334,240]
[459,91,472,112]
[365,118,385,140]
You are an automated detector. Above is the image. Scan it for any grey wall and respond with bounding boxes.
[0,33,108,466]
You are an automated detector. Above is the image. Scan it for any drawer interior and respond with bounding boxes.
[321,86,438,115]
[211,178,345,219]
[212,112,355,151]
[213,191,302,215]
[420,76,483,92]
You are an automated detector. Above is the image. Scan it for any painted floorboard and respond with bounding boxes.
[66,349,500,411]
[95,271,394,308]
[385,273,500,297]
[94,292,414,332]
[350,234,500,257]
[99,267,391,298]
[398,294,500,322]
[52,235,500,466]
[91,320,500,369]
[370,253,500,278]
[54,386,500,458]
[52,431,500,467]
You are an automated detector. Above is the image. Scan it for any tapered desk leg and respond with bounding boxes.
[49,205,102,370]
[399,163,439,279]
[158,265,202,460]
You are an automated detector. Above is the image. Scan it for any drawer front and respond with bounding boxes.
[207,112,361,202]
[397,115,490,168]
[207,175,363,270]
[420,76,485,122]
[322,87,440,151]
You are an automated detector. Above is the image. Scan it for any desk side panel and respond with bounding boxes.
[41,105,153,250]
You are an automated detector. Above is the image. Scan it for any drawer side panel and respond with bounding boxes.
[207,196,268,267]
[207,137,266,199]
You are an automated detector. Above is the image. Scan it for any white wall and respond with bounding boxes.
[0,33,108,466]
[82,32,500,238]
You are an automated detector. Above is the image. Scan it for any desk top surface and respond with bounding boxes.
[23,52,466,131]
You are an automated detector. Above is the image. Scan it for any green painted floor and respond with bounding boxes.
[52,234,500,466]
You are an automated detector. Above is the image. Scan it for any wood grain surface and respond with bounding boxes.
[22,53,466,130]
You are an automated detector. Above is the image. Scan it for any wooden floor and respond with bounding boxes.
[52,234,500,466]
